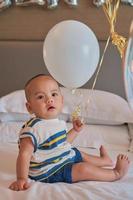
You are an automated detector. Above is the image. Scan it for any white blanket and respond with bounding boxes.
[0,143,133,200]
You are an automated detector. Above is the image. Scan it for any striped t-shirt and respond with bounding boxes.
[19,117,76,182]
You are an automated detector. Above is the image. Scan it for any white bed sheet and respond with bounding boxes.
[0,142,133,200]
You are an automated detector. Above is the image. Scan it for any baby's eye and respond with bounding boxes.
[52,92,58,97]
[37,95,44,99]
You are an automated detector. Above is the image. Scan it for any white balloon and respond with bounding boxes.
[43,20,100,88]
[124,21,133,110]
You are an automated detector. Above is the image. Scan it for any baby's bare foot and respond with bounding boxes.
[100,145,113,166]
[114,154,130,180]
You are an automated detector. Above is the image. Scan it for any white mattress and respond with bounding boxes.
[0,126,133,200]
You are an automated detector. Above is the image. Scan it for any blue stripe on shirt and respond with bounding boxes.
[30,150,71,169]
[38,137,66,150]
[38,130,67,150]
[28,118,42,127]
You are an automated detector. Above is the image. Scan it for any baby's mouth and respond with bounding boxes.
[48,106,55,111]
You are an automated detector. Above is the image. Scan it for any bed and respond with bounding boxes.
[0,87,133,200]
[0,1,133,199]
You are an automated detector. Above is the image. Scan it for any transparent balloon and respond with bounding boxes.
[43,20,100,89]
[0,0,11,11]
[124,21,133,110]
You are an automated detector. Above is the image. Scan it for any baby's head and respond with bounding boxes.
[25,74,63,119]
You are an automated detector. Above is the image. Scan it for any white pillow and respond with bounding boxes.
[0,121,129,150]
[0,112,69,123]
[67,123,130,150]
[0,88,133,125]
[0,121,104,149]
[0,90,27,113]
[67,123,104,149]
[0,120,103,149]
[0,112,30,122]
[0,122,23,143]
[61,87,133,125]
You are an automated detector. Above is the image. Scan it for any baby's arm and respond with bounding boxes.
[67,118,84,143]
[9,137,34,191]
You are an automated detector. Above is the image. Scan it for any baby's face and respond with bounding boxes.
[25,76,63,119]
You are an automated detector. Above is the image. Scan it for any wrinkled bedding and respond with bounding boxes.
[0,141,133,200]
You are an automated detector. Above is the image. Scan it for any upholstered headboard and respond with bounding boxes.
[0,1,132,98]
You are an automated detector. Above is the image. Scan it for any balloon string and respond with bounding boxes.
[102,0,127,58]
[92,35,110,90]
[71,36,110,120]
[103,0,120,33]
[72,0,126,119]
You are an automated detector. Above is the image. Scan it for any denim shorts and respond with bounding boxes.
[42,148,83,184]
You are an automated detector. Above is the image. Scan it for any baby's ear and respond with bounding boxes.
[26,102,33,114]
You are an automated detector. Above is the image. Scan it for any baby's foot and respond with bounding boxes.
[114,154,130,180]
[100,145,113,166]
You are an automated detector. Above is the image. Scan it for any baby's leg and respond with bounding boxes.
[71,154,130,182]
[80,145,113,167]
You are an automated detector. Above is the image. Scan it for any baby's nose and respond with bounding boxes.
[47,98,54,104]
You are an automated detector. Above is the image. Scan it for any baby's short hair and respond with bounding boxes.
[24,74,60,101]
[24,74,46,89]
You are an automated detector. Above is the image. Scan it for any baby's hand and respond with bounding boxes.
[9,178,30,191]
[73,118,84,132]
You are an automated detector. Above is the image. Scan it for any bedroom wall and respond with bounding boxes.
[0,0,132,98]
[0,1,132,41]
[0,41,124,98]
